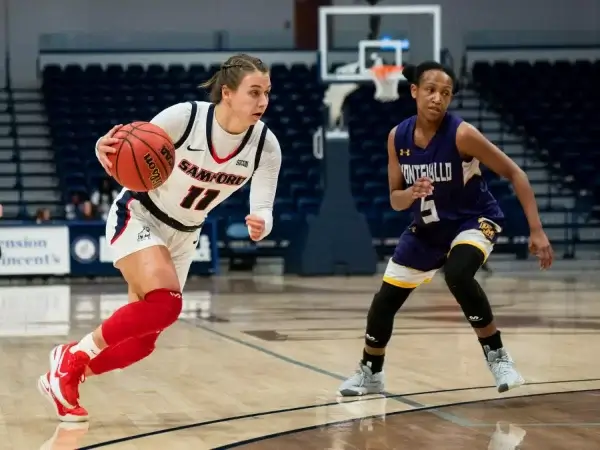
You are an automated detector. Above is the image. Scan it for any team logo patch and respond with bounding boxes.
[478,218,497,242]
[137,226,151,242]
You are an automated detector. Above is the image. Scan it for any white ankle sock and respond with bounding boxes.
[70,333,103,359]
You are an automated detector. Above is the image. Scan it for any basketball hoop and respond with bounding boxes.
[370,65,404,102]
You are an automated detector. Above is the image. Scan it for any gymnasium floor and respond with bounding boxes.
[2,265,600,449]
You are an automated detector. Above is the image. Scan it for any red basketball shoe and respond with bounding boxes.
[38,372,89,422]
[48,343,90,410]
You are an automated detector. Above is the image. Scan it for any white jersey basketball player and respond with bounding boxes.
[38,54,281,423]
[104,99,281,287]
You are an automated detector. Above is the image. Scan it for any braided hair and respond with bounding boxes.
[200,54,269,103]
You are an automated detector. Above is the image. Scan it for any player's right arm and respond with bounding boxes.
[387,126,432,211]
[94,102,192,174]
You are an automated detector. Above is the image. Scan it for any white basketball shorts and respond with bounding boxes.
[105,190,201,289]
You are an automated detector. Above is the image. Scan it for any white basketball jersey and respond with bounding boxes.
[148,102,268,226]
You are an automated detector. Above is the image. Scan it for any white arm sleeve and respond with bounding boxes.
[248,129,282,240]
[95,102,193,157]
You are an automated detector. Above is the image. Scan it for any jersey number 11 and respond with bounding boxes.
[180,186,220,211]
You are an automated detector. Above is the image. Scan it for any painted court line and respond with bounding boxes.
[192,321,474,427]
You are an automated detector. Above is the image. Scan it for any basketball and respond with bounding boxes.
[106,122,176,192]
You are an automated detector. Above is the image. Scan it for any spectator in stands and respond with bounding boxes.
[80,200,98,221]
[90,177,118,221]
[65,193,84,220]
[35,208,51,224]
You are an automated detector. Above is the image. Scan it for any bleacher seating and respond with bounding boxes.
[471,59,600,212]
[42,61,529,258]
[41,63,324,223]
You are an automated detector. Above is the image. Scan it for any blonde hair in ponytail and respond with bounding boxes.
[199,53,269,103]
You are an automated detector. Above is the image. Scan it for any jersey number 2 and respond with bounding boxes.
[420,197,440,224]
[180,186,220,211]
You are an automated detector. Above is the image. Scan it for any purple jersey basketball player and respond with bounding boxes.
[338,61,553,396]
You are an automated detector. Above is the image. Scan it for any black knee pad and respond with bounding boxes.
[445,244,493,328]
[444,244,485,282]
[364,282,413,348]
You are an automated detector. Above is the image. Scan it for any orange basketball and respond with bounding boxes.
[106,122,176,192]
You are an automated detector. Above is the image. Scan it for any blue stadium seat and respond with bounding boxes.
[42,62,323,215]
[41,59,569,255]
[471,58,600,214]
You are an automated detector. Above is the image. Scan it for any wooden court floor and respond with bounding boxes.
[1,268,600,449]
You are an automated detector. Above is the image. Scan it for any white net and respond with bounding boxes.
[369,63,404,102]
[322,57,405,130]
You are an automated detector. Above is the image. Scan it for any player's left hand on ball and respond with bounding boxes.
[529,228,553,270]
[245,214,265,241]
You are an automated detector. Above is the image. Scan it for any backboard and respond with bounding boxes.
[318,5,442,83]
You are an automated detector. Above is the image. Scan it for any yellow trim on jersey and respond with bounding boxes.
[382,275,432,288]
[450,240,490,262]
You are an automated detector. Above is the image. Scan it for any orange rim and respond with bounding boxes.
[371,65,403,79]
